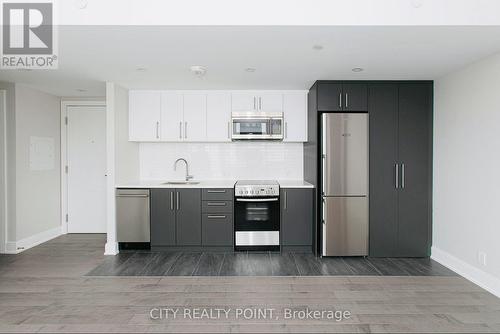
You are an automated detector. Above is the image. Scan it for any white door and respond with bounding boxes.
[258,93,283,112]
[283,92,307,142]
[183,93,207,142]
[231,92,257,111]
[160,91,184,141]
[128,90,161,141]
[67,106,107,233]
[207,92,231,142]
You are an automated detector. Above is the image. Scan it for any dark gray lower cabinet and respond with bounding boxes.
[202,214,233,246]
[369,82,432,257]
[150,189,176,246]
[176,189,202,246]
[281,188,313,248]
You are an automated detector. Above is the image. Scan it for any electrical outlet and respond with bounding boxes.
[478,252,487,266]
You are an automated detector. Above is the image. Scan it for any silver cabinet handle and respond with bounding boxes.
[207,202,226,206]
[259,97,262,110]
[227,122,231,139]
[395,163,399,189]
[179,122,182,139]
[402,163,405,189]
[170,191,174,210]
[345,93,348,108]
[207,215,227,219]
[156,121,160,139]
[339,93,342,109]
[284,122,288,139]
[116,194,149,198]
[284,191,287,210]
[184,122,187,139]
[236,198,278,202]
[176,192,180,210]
[253,96,256,110]
[207,190,226,193]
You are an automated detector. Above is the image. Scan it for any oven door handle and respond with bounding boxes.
[236,198,279,202]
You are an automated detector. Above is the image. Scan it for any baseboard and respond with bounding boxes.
[1,226,62,254]
[104,241,119,255]
[431,246,500,298]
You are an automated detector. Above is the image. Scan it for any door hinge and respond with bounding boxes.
[65,116,68,125]
[65,165,68,174]
[65,214,68,222]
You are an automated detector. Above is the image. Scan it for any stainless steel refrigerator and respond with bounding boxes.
[321,113,369,256]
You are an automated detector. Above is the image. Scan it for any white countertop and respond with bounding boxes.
[116,180,314,189]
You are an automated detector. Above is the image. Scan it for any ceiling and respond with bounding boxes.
[2,26,500,97]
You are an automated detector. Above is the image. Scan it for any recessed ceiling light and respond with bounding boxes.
[190,65,207,77]
[245,67,256,73]
[411,0,423,8]
[312,45,324,51]
[75,0,88,9]
[352,67,364,72]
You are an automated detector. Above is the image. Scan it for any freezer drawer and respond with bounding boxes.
[116,189,150,242]
[322,113,368,196]
[322,196,368,256]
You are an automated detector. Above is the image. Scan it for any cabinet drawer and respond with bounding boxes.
[202,214,233,246]
[202,200,233,213]
[202,188,234,201]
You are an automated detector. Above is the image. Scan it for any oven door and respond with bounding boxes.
[234,197,280,231]
[232,118,271,140]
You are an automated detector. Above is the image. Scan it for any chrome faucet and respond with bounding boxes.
[174,158,194,181]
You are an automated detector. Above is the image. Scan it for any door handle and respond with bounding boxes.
[176,192,180,210]
[207,190,226,193]
[284,191,287,210]
[259,97,262,110]
[184,122,187,139]
[339,93,342,109]
[170,191,174,210]
[156,121,160,139]
[179,122,182,139]
[345,93,348,108]
[401,163,405,189]
[236,198,278,202]
[284,122,288,139]
[207,202,226,206]
[228,122,231,139]
[395,163,399,189]
[253,97,256,110]
[207,215,227,219]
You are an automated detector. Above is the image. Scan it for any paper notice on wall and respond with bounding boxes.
[29,136,55,171]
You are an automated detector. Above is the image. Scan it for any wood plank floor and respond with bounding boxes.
[0,234,499,333]
[86,250,457,277]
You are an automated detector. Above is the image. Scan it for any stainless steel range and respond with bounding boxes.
[234,180,280,251]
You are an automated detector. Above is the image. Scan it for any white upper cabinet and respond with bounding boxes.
[160,91,183,141]
[129,90,308,142]
[207,92,231,142]
[183,92,207,142]
[129,91,161,141]
[258,92,283,112]
[283,91,308,142]
[231,92,283,112]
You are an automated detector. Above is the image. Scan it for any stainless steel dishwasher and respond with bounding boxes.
[116,189,150,245]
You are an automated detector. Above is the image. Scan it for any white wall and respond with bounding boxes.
[0,82,16,249]
[433,51,500,296]
[114,85,139,183]
[139,142,303,181]
[0,90,5,252]
[14,85,61,241]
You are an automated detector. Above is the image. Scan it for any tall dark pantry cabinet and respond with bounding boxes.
[306,81,433,257]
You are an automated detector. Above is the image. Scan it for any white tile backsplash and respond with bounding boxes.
[139,142,304,181]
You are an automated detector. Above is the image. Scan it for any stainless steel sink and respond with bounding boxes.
[161,181,200,185]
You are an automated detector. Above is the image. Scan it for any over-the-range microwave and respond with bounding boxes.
[231,112,284,140]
